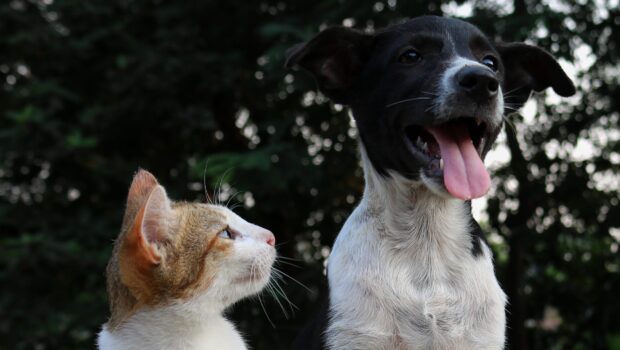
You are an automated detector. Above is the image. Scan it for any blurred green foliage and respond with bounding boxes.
[1,0,619,349]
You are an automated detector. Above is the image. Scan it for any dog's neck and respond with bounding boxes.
[358,144,473,257]
[359,143,468,214]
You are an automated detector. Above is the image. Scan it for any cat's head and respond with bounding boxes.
[106,170,276,326]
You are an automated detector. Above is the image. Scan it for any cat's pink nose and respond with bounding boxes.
[264,231,276,246]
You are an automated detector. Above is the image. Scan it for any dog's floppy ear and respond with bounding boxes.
[285,27,373,104]
[497,42,576,110]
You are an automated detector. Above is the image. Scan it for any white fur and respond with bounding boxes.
[98,207,275,350]
[98,307,247,350]
[433,56,504,130]
[325,146,506,350]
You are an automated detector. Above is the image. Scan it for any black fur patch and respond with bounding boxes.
[466,201,488,258]
[292,294,329,350]
[286,16,574,183]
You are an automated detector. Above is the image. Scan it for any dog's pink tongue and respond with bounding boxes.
[427,123,490,200]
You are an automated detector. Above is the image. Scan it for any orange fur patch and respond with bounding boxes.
[105,171,234,329]
[118,205,161,305]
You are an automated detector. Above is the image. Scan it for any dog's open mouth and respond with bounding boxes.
[405,117,490,200]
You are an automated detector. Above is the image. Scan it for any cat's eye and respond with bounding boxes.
[482,55,498,71]
[218,229,234,240]
[398,49,422,64]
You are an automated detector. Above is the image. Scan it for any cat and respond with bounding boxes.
[98,169,276,350]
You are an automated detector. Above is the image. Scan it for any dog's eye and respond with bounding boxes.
[218,229,234,240]
[398,49,422,64]
[482,56,498,71]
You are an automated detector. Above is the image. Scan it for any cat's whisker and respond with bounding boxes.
[271,267,314,294]
[275,254,301,266]
[202,159,213,204]
[275,256,303,262]
[275,259,301,269]
[228,203,243,211]
[265,279,290,319]
[256,293,275,328]
[214,168,234,205]
[272,282,298,314]
[224,190,242,209]
[256,258,296,317]
[268,271,298,313]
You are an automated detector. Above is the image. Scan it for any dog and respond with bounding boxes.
[286,16,575,350]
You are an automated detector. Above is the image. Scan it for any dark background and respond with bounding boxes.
[1,0,619,349]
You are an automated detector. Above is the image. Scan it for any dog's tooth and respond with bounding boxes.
[416,137,424,149]
[439,158,444,170]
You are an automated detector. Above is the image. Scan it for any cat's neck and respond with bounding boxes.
[121,302,223,332]
[108,291,227,331]
[99,302,247,350]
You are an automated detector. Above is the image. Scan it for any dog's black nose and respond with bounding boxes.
[456,66,499,102]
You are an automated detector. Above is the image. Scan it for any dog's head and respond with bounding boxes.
[286,16,575,200]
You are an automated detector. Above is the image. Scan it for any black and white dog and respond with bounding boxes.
[287,16,575,350]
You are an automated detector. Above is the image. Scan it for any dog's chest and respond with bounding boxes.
[326,203,506,350]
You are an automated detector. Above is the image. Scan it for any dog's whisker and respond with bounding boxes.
[420,90,438,96]
[502,85,528,97]
[502,115,517,131]
[503,101,521,106]
[386,96,432,108]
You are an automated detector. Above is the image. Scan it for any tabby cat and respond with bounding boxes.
[98,170,276,350]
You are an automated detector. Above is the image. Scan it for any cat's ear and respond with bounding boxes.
[119,173,173,301]
[125,184,172,266]
[121,169,172,269]
[122,169,159,230]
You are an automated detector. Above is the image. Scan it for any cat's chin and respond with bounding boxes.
[231,267,274,299]
[233,268,270,285]
[234,280,270,301]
